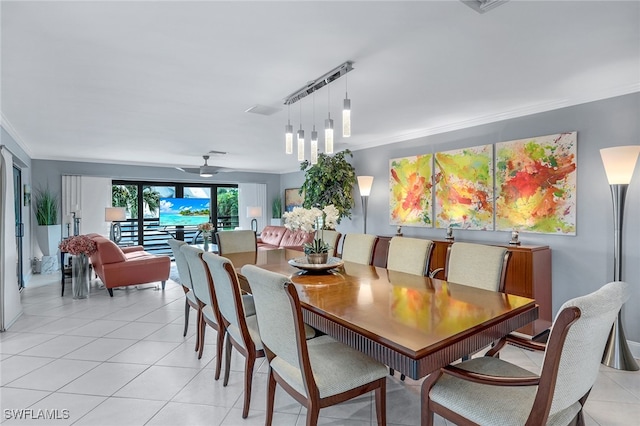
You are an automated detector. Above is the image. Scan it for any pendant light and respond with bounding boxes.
[343,72,351,137]
[325,83,334,154]
[311,92,318,164]
[285,104,293,154]
[297,102,305,161]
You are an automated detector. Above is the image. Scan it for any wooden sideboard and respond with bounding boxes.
[373,236,552,340]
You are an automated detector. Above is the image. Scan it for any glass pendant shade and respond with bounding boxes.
[311,128,318,164]
[285,122,293,154]
[297,128,305,161]
[325,117,334,154]
[343,97,351,137]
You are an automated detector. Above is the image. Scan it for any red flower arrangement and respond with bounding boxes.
[59,235,97,256]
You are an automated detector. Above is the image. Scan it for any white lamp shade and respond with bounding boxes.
[600,146,640,184]
[357,176,374,196]
[247,206,262,218]
[105,207,126,222]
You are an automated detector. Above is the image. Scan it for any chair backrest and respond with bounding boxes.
[341,234,378,265]
[240,264,304,372]
[167,239,193,290]
[216,230,257,255]
[542,281,629,419]
[445,242,510,292]
[180,245,211,306]
[387,236,433,276]
[317,230,341,257]
[201,253,253,349]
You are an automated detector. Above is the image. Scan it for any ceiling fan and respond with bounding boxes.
[176,152,228,177]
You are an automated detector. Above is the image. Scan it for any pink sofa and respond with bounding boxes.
[257,226,314,251]
[88,235,170,297]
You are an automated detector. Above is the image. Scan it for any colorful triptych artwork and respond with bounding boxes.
[388,132,577,235]
[495,132,577,235]
[389,155,433,227]
[434,144,494,230]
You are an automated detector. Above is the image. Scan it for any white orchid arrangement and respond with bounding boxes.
[283,205,339,232]
[283,205,339,255]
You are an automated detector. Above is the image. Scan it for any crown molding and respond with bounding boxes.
[0,111,34,158]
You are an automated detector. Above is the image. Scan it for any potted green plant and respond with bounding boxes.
[300,149,356,223]
[271,197,283,226]
[34,187,61,257]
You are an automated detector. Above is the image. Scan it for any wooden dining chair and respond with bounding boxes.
[444,242,510,292]
[180,245,226,376]
[201,252,264,419]
[422,281,630,426]
[241,264,389,426]
[167,239,200,346]
[341,233,378,265]
[316,229,341,257]
[216,230,257,255]
[386,236,434,276]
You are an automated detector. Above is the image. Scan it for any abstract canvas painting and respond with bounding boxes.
[434,144,494,230]
[495,132,577,235]
[389,154,433,227]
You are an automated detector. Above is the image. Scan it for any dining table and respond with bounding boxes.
[224,247,539,380]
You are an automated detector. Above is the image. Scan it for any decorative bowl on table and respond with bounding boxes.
[288,256,344,273]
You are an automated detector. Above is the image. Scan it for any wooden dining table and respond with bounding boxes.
[225,248,539,380]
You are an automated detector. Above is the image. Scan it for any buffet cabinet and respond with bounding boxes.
[373,236,552,340]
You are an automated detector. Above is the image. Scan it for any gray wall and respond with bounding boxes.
[283,93,640,343]
[31,159,283,217]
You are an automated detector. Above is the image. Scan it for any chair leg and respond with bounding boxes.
[183,299,190,337]
[161,280,166,290]
[107,288,113,297]
[375,378,386,426]
[223,332,232,386]
[306,402,320,426]
[241,354,256,418]
[197,313,206,358]
[214,329,225,381]
[265,369,276,426]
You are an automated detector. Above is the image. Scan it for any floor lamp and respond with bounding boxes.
[247,206,262,232]
[600,145,640,371]
[357,176,374,234]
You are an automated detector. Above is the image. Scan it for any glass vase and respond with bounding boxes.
[72,253,90,299]
[203,236,210,252]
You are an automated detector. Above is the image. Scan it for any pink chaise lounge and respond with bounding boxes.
[88,235,170,297]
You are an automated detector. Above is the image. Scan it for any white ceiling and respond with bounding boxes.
[2,1,639,174]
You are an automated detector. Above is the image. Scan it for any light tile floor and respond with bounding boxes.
[1,272,638,425]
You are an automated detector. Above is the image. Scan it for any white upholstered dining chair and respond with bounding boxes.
[341,233,378,265]
[215,230,257,255]
[201,252,264,419]
[444,242,510,292]
[386,236,434,276]
[167,239,199,344]
[316,229,341,257]
[241,264,389,426]
[180,245,225,377]
[421,281,630,426]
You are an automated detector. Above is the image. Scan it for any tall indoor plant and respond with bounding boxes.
[299,149,357,223]
[34,187,61,257]
[271,197,283,226]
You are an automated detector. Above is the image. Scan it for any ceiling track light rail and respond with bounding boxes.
[284,61,353,106]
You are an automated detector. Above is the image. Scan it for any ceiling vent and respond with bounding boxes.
[245,104,282,116]
[461,0,509,14]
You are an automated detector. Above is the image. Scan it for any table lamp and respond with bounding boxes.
[247,206,262,232]
[105,207,126,243]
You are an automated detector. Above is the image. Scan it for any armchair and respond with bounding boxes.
[421,281,630,426]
